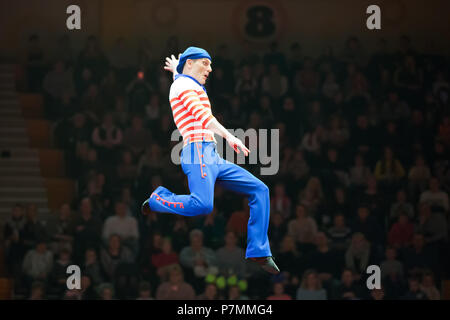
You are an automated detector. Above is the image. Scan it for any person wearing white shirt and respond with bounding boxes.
[419,177,449,212]
[102,201,139,254]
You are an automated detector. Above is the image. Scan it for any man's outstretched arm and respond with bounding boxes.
[163,54,250,156]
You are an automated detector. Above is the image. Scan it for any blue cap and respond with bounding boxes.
[176,46,211,74]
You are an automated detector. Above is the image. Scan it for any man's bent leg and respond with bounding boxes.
[216,160,272,258]
[144,142,218,217]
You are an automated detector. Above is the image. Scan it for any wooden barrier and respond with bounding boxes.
[442,280,450,300]
[0,278,13,300]
[38,149,65,178]
[19,94,44,118]
[44,178,76,212]
[26,119,51,148]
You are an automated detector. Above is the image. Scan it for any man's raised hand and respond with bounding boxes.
[227,135,250,156]
[164,54,181,74]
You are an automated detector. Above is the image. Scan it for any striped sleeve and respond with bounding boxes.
[176,89,215,128]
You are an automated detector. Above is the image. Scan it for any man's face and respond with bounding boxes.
[186,58,212,85]
[115,203,126,217]
[225,232,237,246]
[191,234,203,248]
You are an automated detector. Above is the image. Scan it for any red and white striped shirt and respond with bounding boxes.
[169,76,216,144]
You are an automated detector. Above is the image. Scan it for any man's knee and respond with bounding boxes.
[255,180,269,195]
[192,196,214,215]
[198,202,214,215]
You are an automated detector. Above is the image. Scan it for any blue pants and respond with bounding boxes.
[147,141,272,258]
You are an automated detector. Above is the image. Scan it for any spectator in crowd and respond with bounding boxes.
[270,183,292,221]
[326,187,352,222]
[227,285,249,300]
[97,283,115,300]
[415,203,448,246]
[43,60,75,102]
[296,269,327,300]
[352,206,384,249]
[78,275,98,300]
[145,93,162,128]
[136,281,154,300]
[29,281,46,300]
[179,229,218,279]
[420,271,441,300]
[53,34,74,66]
[226,199,250,240]
[350,115,375,158]
[170,216,190,253]
[322,72,340,100]
[408,155,432,198]
[294,57,319,96]
[306,232,343,286]
[100,69,122,107]
[261,63,289,100]
[112,95,130,129]
[401,277,428,300]
[359,176,384,225]
[70,197,102,263]
[91,112,123,165]
[298,177,324,216]
[49,248,72,295]
[197,283,220,300]
[102,200,139,254]
[282,149,310,185]
[126,69,154,114]
[402,233,437,278]
[345,233,378,279]
[3,204,26,277]
[151,237,179,280]
[390,189,415,223]
[47,203,74,255]
[327,214,352,252]
[108,37,131,81]
[394,55,423,104]
[192,208,226,250]
[332,268,365,300]
[276,235,303,279]
[267,282,292,300]
[21,204,48,253]
[269,212,288,248]
[155,264,196,300]
[235,64,258,106]
[374,146,406,190]
[380,90,411,124]
[287,205,318,252]
[83,248,104,286]
[301,125,326,157]
[380,246,404,281]
[123,115,152,159]
[349,153,372,189]
[81,83,106,118]
[100,234,134,281]
[369,287,386,300]
[215,231,246,279]
[327,115,350,149]
[137,144,168,178]
[419,177,449,213]
[388,212,414,249]
[22,240,53,288]
[437,116,450,148]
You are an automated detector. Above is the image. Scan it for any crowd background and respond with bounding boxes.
[3,33,450,300]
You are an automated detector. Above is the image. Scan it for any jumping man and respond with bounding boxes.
[141,46,280,274]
